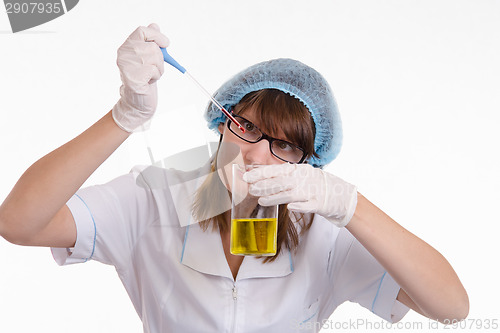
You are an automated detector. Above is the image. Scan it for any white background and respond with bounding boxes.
[1,0,499,332]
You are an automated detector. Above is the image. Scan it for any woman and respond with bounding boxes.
[0,24,468,332]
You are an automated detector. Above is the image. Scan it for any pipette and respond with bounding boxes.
[160,47,245,134]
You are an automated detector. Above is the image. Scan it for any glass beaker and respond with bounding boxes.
[230,164,278,256]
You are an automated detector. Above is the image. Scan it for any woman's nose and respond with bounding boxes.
[243,139,274,165]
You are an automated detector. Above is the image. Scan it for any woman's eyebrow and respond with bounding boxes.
[242,114,291,142]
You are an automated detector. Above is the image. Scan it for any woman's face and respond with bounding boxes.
[216,107,288,191]
[217,107,288,167]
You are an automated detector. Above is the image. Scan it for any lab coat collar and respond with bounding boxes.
[180,223,294,281]
[157,158,294,280]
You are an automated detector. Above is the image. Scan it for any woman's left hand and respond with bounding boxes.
[243,164,358,227]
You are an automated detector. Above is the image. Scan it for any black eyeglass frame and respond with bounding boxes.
[226,114,307,164]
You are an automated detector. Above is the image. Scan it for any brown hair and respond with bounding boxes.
[192,89,317,262]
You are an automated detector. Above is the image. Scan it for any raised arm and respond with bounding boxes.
[0,112,129,247]
[346,193,469,323]
[0,24,169,248]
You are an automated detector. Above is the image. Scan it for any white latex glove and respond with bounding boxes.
[243,164,358,228]
[112,23,170,132]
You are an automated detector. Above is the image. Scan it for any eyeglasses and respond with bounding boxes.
[227,114,307,164]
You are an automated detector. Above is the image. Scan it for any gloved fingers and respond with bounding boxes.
[243,163,297,184]
[286,201,316,214]
[120,65,157,93]
[147,23,160,31]
[117,43,164,89]
[129,24,170,48]
[146,23,170,47]
[248,177,296,196]
[144,64,162,84]
[257,188,307,207]
[139,42,165,76]
[258,194,289,207]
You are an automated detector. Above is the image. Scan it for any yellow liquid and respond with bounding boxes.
[230,218,277,256]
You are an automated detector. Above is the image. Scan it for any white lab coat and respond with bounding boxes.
[52,164,409,333]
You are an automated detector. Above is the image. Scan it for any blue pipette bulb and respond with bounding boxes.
[160,47,186,74]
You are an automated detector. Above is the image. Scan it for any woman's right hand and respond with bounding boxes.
[0,26,168,247]
[112,23,170,132]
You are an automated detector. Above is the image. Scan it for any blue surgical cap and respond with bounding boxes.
[205,58,342,168]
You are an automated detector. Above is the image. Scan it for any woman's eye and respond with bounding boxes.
[244,122,255,131]
[277,141,292,151]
